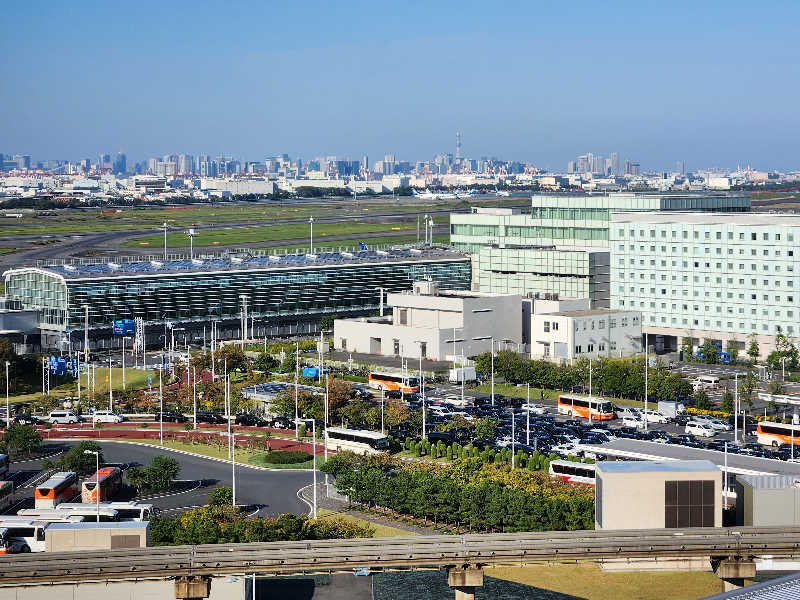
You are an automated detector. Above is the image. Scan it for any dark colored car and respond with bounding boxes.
[385,390,403,399]
[269,416,294,429]
[235,413,267,427]
[196,411,226,424]
[673,415,692,427]
[427,431,455,445]
[13,414,42,425]
[154,410,187,423]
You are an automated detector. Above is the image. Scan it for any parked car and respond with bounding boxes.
[622,415,646,429]
[48,410,81,424]
[92,410,124,424]
[685,421,716,437]
[269,416,294,429]
[235,413,267,427]
[520,403,548,415]
[672,434,706,448]
[697,416,732,432]
[13,414,42,425]
[195,411,226,424]
[154,410,187,423]
[641,410,670,425]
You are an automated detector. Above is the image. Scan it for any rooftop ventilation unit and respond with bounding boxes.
[150,261,163,268]
[341,252,353,258]
[108,262,120,270]
[305,253,318,259]
[376,250,389,256]
[64,265,77,272]
[191,259,203,266]
[268,255,280,261]
[230,257,243,264]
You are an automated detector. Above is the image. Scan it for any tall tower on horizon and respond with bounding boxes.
[456,132,462,160]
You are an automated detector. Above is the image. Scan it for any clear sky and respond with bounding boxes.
[1,0,798,171]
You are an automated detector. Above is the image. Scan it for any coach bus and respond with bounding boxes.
[756,421,800,447]
[556,394,615,421]
[0,481,14,513]
[0,454,9,479]
[81,467,122,503]
[548,460,596,485]
[34,472,79,508]
[18,507,117,522]
[326,427,390,455]
[0,519,53,553]
[56,501,154,522]
[368,371,420,394]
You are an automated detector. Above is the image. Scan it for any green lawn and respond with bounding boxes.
[11,367,159,403]
[251,234,449,253]
[474,383,646,409]
[122,221,424,248]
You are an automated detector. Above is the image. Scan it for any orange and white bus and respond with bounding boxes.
[82,467,122,503]
[0,481,14,513]
[34,472,79,508]
[556,394,614,421]
[368,371,420,394]
[548,460,596,485]
[756,421,800,447]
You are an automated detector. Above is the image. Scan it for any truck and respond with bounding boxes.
[657,401,687,418]
[449,367,476,384]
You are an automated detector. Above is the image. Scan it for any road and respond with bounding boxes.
[6,441,312,517]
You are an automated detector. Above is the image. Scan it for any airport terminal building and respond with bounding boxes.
[3,248,471,351]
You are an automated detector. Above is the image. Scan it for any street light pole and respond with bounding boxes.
[309,217,314,254]
[159,359,163,446]
[644,332,648,432]
[300,418,317,518]
[108,352,113,411]
[162,222,168,262]
[4,361,10,429]
[84,450,100,522]
[734,373,739,445]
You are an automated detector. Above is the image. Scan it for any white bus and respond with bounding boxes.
[0,454,9,479]
[56,501,154,522]
[0,519,50,553]
[756,421,800,447]
[548,460,596,485]
[325,427,390,455]
[18,507,118,523]
[0,481,14,513]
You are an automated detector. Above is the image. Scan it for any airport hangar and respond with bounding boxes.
[2,248,471,352]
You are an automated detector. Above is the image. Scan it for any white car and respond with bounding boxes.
[92,410,124,424]
[622,415,646,428]
[685,421,716,437]
[521,403,548,415]
[694,416,732,432]
[48,410,81,424]
[641,410,670,424]
[551,443,580,457]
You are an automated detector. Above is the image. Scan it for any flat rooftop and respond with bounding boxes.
[18,248,467,280]
[612,211,800,225]
[544,308,632,317]
[596,459,718,474]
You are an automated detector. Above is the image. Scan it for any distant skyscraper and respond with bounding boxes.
[677,160,685,175]
[567,161,576,174]
[361,154,369,172]
[610,152,619,175]
[112,152,127,174]
[456,132,462,160]
[604,157,613,176]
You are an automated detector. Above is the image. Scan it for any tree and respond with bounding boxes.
[270,389,316,419]
[326,378,353,420]
[695,390,711,411]
[1,424,41,456]
[474,417,499,442]
[698,340,719,364]
[721,389,734,413]
[727,339,740,364]
[45,441,103,475]
[279,352,297,374]
[739,371,757,411]
[208,486,233,506]
[680,338,694,362]
[385,402,410,428]
[127,455,180,493]
[747,333,760,363]
[254,353,278,372]
[320,315,337,332]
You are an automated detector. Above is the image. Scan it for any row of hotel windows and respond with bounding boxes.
[616,245,795,258]
[631,313,792,335]
[618,288,796,304]
[617,229,795,242]
[575,343,616,354]
[620,297,797,316]
[618,274,795,289]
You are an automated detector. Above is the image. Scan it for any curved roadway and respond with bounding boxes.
[7,441,311,517]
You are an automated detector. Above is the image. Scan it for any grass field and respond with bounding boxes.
[122,221,432,248]
[252,234,449,253]
[11,367,160,403]
[316,508,416,538]
[487,564,725,600]
[474,383,646,409]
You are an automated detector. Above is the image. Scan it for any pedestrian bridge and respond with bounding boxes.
[1,527,798,599]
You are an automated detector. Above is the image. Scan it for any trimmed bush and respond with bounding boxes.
[261,450,313,464]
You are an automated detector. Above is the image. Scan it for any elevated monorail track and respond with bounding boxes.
[1,527,799,586]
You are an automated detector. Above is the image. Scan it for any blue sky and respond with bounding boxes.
[1,0,798,171]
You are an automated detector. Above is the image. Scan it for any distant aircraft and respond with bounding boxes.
[455,189,475,198]
[495,186,510,197]
[412,189,440,200]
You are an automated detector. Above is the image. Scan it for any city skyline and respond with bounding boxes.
[2,1,798,171]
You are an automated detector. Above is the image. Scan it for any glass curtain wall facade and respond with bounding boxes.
[4,253,471,332]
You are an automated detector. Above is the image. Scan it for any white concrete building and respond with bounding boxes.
[610,211,800,356]
[333,281,522,360]
[530,298,641,362]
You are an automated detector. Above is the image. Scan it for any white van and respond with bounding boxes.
[48,410,81,424]
[92,410,124,424]
[697,375,720,388]
[685,421,716,437]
